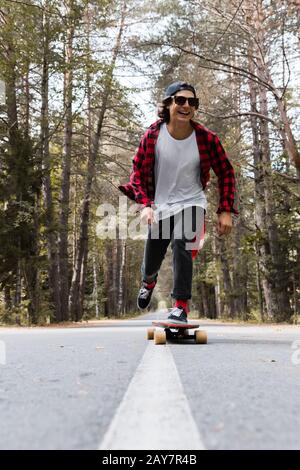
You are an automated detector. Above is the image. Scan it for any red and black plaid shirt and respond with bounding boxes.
[118,119,238,215]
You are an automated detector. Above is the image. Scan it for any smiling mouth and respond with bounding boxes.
[178,110,190,115]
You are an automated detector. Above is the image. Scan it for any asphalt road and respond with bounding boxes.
[0,310,300,450]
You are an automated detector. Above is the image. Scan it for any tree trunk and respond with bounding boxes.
[79,241,88,319]
[228,52,248,319]
[253,5,293,320]
[58,0,74,321]
[22,201,41,324]
[232,217,248,318]
[255,242,265,321]
[252,1,300,191]
[212,235,221,318]
[69,2,127,320]
[248,56,275,321]
[112,241,119,315]
[72,173,78,271]
[199,282,210,318]
[260,88,292,320]
[219,237,235,318]
[40,7,61,322]
[4,285,12,311]
[104,242,112,316]
[4,16,28,317]
[20,60,30,138]
[92,253,99,318]
[118,239,126,315]
[104,240,118,316]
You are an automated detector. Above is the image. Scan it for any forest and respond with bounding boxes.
[0,0,299,325]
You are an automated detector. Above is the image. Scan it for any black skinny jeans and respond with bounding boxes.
[141,206,205,300]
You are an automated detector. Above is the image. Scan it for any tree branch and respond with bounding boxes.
[144,40,276,92]
[198,109,278,127]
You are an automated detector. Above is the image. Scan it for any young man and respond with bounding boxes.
[119,81,238,324]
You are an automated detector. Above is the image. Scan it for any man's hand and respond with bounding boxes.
[217,212,233,236]
[140,207,155,225]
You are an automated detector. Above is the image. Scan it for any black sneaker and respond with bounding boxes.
[167,306,188,324]
[137,283,155,310]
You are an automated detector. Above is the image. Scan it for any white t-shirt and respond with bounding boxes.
[154,123,207,220]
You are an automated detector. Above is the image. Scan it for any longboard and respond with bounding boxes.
[152,320,200,329]
[147,320,207,345]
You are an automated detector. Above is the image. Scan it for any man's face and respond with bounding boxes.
[167,90,197,124]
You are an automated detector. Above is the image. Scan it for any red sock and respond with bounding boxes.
[143,280,156,290]
[175,299,189,313]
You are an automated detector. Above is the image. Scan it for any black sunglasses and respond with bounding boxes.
[172,95,199,108]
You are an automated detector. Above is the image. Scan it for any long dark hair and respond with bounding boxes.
[157,97,172,123]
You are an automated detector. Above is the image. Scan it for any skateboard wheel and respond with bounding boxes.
[147,328,155,340]
[195,330,207,344]
[154,329,166,345]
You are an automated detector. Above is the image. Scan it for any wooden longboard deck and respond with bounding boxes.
[152,320,199,329]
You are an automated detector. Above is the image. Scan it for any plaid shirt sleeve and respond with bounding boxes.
[210,134,238,215]
[118,131,154,208]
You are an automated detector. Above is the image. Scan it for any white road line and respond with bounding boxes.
[99,342,205,450]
